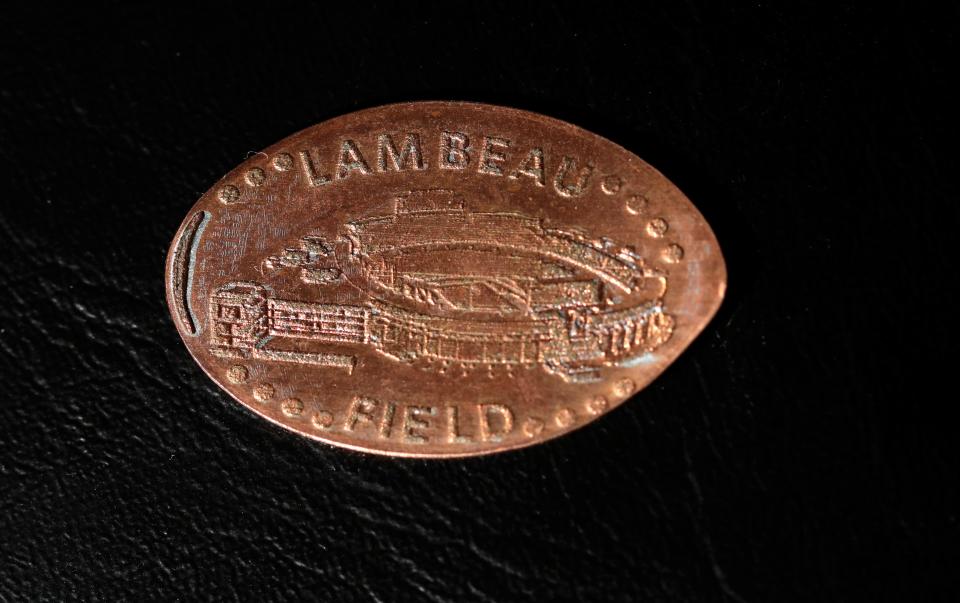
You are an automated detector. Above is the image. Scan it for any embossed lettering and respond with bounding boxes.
[478,136,510,176]
[439,131,470,169]
[509,147,545,186]
[298,149,331,187]
[380,401,397,438]
[404,406,436,443]
[446,405,474,443]
[377,133,426,172]
[478,404,514,442]
[345,396,379,431]
[553,156,593,197]
[336,139,372,179]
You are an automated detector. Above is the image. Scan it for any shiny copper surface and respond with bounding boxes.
[164,102,726,457]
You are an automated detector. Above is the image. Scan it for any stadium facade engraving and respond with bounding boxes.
[208,190,675,382]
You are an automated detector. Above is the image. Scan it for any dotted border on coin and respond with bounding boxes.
[253,383,275,403]
[281,398,304,417]
[227,357,640,438]
[226,364,249,384]
[312,410,334,429]
[216,152,299,205]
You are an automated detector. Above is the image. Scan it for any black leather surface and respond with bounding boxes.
[2,5,955,601]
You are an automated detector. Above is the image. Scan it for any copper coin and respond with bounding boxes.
[165,101,726,457]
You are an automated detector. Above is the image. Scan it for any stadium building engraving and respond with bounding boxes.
[209,190,675,382]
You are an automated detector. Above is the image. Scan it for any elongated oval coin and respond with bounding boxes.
[165,102,726,457]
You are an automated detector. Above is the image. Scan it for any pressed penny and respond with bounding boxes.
[165,101,726,457]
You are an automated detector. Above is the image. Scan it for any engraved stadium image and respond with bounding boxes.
[208,190,675,382]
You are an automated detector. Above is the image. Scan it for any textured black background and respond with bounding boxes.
[1,4,956,602]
